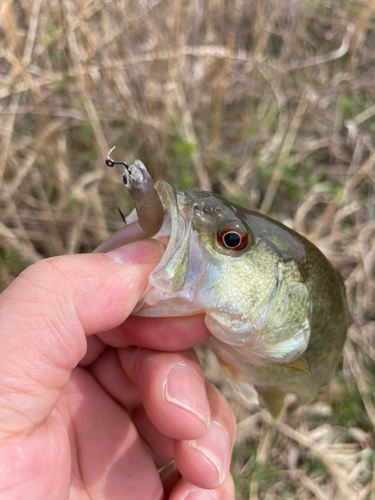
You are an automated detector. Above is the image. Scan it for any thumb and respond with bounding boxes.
[0,240,164,440]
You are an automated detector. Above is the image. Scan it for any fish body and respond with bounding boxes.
[133,180,349,417]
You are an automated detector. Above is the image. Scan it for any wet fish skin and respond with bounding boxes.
[135,185,349,417]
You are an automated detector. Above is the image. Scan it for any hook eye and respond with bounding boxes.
[105,158,128,169]
[106,146,128,169]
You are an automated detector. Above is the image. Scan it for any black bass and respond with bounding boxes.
[96,155,349,418]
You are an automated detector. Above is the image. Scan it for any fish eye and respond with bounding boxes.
[217,225,249,250]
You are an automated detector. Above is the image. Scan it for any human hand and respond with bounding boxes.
[0,240,236,500]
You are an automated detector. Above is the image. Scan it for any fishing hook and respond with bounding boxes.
[105,146,129,169]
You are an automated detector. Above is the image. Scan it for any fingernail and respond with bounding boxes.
[165,364,210,428]
[191,420,230,483]
[182,488,216,500]
[106,240,165,265]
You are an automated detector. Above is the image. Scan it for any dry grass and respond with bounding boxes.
[1,0,375,498]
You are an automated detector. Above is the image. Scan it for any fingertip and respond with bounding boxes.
[174,383,236,490]
[174,421,230,489]
[105,239,165,264]
[168,474,235,500]
[119,348,211,440]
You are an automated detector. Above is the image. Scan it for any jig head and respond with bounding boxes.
[94,148,165,253]
[105,146,129,170]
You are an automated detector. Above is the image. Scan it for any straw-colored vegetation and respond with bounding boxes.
[1,0,375,498]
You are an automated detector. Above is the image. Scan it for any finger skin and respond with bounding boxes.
[174,383,236,490]
[119,348,211,440]
[79,335,106,366]
[89,348,141,409]
[83,315,210,363]
[58,367,163,500]
[0,251,159,439]
[160,462,181,499]
[90,348,235,485]
[89,348,176,465]
[0,411,70,500]
[130,403,174,468]
[168,475,235,500]
[119,314,211,350]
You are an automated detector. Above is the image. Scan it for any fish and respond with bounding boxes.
[99,157,350,418]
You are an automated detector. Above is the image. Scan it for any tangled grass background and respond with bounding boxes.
[1,0,375,498]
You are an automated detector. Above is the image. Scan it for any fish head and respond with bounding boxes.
[135,180,311,370]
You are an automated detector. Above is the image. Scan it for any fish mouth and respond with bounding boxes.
[150,181,191,293]
[133,181,209,315]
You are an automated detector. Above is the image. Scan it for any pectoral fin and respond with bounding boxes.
[257,387,285,419]
[278,356,310,374]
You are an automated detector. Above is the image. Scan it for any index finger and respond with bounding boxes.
[96,314,211,351]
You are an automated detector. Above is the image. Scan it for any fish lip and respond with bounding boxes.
[135,182,191,303]
[156,180,189,249]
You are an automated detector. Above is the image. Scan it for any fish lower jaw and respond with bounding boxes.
[134,291,205,317]
[204,313,261,346]
[204,314,310,367]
